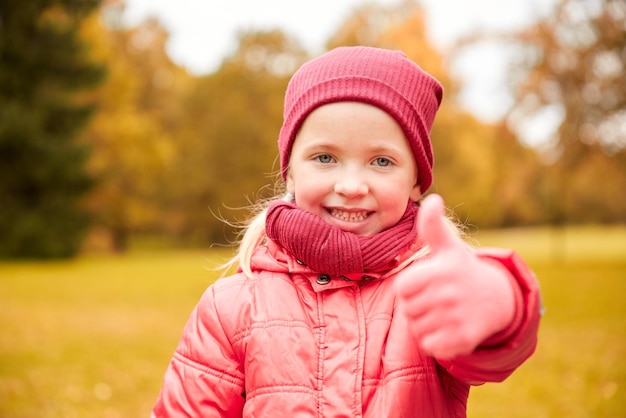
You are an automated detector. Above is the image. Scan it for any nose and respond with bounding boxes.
[334,168,369,197]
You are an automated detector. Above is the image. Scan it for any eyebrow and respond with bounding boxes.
[298,139,339,152]
[301,139,403,153]
[367,143,404,155]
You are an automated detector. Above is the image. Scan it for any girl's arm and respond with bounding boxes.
[395,194,542,382]
[151,283,246,417]
[436,248,542,384]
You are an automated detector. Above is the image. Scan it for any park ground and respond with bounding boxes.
[1,225,625,417]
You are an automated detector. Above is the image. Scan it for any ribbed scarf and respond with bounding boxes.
[265,201,417,276]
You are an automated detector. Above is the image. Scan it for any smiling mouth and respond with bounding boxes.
[329,208,369,222]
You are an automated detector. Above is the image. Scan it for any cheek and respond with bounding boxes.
[378,184,412,217]
[381,196,406,217]
[286,168,296,194]
[292,177,328,212]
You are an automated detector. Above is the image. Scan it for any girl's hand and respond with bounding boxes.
[395,194,515,359]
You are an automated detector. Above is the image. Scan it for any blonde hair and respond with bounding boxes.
[221,192,466,279]
[220,193,287,277]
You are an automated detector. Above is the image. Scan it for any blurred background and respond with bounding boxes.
[0,0,624,417]
[1,0,624,257]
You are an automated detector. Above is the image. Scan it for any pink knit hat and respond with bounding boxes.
[278,46,444,192]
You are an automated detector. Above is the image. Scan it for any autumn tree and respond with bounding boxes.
[506,0,626,223]
[0,0,105,258]
[166,30,308,244]
[79,4,184,252]
[327,1,541,227]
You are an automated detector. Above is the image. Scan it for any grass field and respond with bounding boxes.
[0,226,624,417]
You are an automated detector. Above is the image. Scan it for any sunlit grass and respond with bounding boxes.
[0,249,232,418]
[469,224,626,264]
[467,225,626,418]
[0,226,624,417]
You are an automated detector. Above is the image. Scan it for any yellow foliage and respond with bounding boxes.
[78,9,181,250]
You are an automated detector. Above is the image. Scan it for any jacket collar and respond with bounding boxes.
[249,239,420,292]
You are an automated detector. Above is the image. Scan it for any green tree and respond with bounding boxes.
[0,0,105,258]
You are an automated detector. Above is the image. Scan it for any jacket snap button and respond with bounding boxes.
[316,274,331,285]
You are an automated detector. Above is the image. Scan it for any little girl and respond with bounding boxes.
[152,46,541,417]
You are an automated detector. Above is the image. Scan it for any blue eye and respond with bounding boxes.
[315,154,333,164]
[374,157,391,167]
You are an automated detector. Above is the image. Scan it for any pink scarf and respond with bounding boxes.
[265,201,418,276]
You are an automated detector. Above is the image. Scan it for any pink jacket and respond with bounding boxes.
[152,241,541,417]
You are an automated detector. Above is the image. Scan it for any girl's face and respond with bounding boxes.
[286,102,422,236]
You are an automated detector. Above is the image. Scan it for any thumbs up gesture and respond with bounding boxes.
[395,194,516,360]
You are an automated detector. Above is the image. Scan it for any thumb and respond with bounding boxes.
[418,194,462,253]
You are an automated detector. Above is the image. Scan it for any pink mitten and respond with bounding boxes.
[395,194,516,359]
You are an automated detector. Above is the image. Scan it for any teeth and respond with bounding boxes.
[330,209,368,222]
